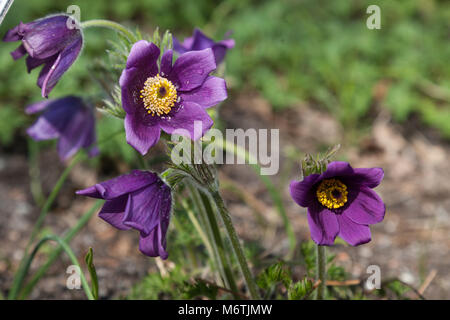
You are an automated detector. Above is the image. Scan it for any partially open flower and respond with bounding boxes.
[3,14,83,98]
[290,161,385,246]
[120,40,227,155]
[76,170,172,259]
[26,96,98,161]
[173,28,235,64]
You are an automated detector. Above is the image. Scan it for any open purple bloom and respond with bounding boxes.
[26,96,98,161]
[76,170,172,259]
[290,161,385,246]
[173,28,235,64]
[120,40,227,155]
[3,14,83,98]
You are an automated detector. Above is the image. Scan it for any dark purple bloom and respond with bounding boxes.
[173,28,235,64]
[3,14,83,98]
[290,161,385,246]
[120,40,227,155]
[76,170,172,259]
[26,96,98,161]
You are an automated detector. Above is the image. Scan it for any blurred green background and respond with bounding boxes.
[1,0,449,149]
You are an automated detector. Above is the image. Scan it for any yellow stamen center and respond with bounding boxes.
[316,178,348,209]
[140,74,177,116]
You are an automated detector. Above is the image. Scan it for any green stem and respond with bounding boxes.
[10,235,94,300]
[315,245,326,300]
[28,152,86,245]
[81,19,137,43]
[199,190,239,296]
[28,139,45,207]
[10,130,124,300]
[210,190,260,299]
[171,212,198,270]
[18,200,103,300]
[8,152,86,300]
[188,186,238,296]
[217,137,296,257]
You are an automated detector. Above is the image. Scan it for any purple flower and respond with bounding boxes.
[3,14,83,98]
[290,161,385,246]
[120,40,227,155]
[76,170,172,259]
[173,28,235,64]
[26,96,98,161]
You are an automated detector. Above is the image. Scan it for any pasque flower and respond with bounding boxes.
[173,28,235,64]
[26,96,98,161]
[290,161,385,246]
[3,14,83,98]
[120,40,227,155]
[76,170,172,259]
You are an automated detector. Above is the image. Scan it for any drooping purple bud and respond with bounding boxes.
[76,170,172,259]
[3,14,83,97]
[26,96,98,161]
[173,28,234,65]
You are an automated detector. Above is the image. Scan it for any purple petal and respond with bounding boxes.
[337,214,371,246]
[125,40,159,71]
[57,106,95,160]
[321,161,354,179]
[212,40,234,64]
[289,174,321,207]
[122,182,166,234]
[159,101,213,140]
[211,45,227,64]
[180,76,227,108]
[98,195,132,231]
[120,67,143,114]
[38,37,83,97]
[190,28,215,51]
[160,50,173,77]
[169,48,216,91]
[22,15,80,59]
[26,116,61,141]
[10,45,27,60]
[173,36,189,54]
[124,113,161,155]
[138,193,171,259]
[218,38,235,49]
[3,24,22,42]
[120,42,159,115]
[307,202,339,246]
[81,113,99,157]
[26,98,78,141]
[353,167,384,188]
[26,55,53,73]
[139,224,169,259]
[76,170,158,200]
[3,21,35,42]
[344,186,385,225]
[25,99,54,114]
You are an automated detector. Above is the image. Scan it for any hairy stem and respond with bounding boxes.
[81,19,137,43]
[315,245,326,299]
[188,185,239,297]
[10,235,95,300]
[210,190,260,299]
[18,200,103,299]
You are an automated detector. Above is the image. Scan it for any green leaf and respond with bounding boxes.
[182,279,219,300]
[256,261,291,290]
[288,277,314,300]
[85,247,99,300]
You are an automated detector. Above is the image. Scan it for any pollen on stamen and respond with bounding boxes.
[316,178,348,209]
[140,74,177,117]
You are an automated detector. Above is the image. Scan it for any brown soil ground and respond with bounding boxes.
[0,93,449,299]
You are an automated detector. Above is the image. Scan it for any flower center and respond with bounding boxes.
[316,178,348,209]
[140,74,177,116]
